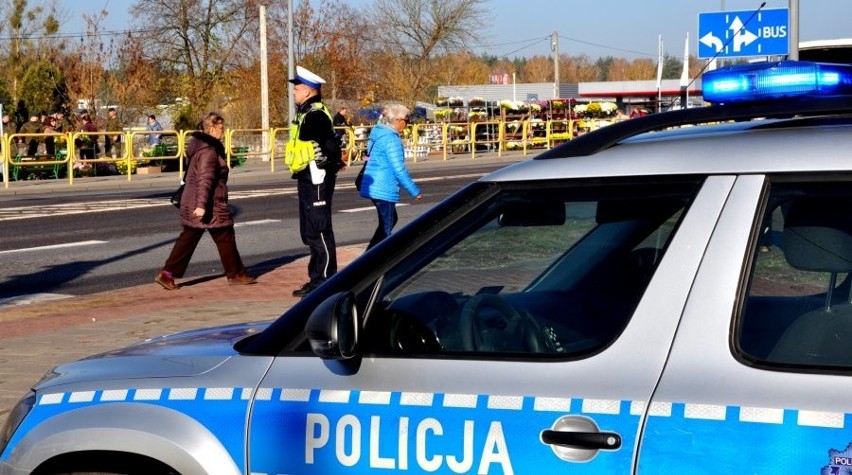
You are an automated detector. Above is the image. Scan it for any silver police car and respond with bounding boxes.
[2,61,852,474]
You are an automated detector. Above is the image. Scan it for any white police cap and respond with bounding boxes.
[289,66,326,90]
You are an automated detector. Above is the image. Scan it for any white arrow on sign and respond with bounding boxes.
[699,31,724,52]
[729,16,758,52]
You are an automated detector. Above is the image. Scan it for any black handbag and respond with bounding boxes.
[171,153,192,208]
[354,165,365,191]
[355,143,372,192]
[170,184,185,208]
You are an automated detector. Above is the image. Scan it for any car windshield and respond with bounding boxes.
[362,178,702,357]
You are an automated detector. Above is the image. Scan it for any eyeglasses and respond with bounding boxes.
[397,117,409,123]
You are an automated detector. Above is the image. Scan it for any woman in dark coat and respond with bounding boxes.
[154,112,255,290]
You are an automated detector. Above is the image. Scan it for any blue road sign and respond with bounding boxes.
[698,8,789,59]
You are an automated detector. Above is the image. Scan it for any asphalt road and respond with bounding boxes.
[0,159,518,301]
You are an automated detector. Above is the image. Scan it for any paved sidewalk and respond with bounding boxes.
[0,150,527,427]
[0,244,365,427]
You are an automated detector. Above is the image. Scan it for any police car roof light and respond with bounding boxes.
[702,61,852,104]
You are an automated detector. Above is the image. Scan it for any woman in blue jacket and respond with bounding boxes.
[359,103,423,249]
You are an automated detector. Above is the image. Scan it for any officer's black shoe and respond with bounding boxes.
[292,282,316,297]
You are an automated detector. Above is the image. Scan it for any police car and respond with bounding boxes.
[3,61,852,474]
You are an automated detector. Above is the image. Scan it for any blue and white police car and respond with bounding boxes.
[3,61,852,474]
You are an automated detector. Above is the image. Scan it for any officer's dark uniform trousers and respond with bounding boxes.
[297,170,337,285]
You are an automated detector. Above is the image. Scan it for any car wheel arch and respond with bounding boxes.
[11,403,241,475]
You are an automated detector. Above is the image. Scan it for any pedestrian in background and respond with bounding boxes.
[104,107,125,158]
[42,116,58,156]
[359,103,422,250]
[333,107,349,127]
[286,65,344,298]
[146,114,163,145]
[155,112,256,290]
[17,114,42,156]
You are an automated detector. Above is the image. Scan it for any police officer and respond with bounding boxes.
[287,66,344,297]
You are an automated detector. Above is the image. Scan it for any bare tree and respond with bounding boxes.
[369,0,487,105]
[129,0,260,110]
[3,0,62,106]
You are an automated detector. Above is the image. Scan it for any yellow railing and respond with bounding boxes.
[1,119,627,188]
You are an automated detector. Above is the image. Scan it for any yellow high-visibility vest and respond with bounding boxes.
[285,102,333,173]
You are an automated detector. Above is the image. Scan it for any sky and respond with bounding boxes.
[55,0,852,62]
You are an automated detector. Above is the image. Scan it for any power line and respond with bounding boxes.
[493,36,551,59]
[559,35,655,58]
[0,28,159,42]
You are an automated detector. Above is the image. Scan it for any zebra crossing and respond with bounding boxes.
[0,188,295,222]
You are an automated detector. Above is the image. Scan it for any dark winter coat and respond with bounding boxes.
[180,131,233,229]
[293,95,343,180]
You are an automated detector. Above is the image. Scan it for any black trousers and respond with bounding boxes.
[297,172,338,285]
[163,225,246,279]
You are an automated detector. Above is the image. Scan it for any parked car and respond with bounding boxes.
[3,61,852,474]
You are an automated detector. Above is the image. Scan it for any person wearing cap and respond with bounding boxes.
[287,65,344,298]
[17,114,42,156]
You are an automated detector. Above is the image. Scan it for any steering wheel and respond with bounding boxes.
[458,294,543,353]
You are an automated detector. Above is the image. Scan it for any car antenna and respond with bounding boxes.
[665,1,767,110]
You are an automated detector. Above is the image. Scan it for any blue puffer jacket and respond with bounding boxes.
[359,124,420,203]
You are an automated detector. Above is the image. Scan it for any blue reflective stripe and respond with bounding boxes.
[640,403,851,473]
[4,387,850,474]
[249,389,638,474]
[1,387,250,469]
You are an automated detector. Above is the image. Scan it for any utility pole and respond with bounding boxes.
[552,31,560,99]
[260,5,270,161]
[789,0,799,60]
[288,0,295,123]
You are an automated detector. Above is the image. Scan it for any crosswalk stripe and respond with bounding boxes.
[0,240,107,255]
[0,172,485,222]
[340,204,409,213]
[0,293,75,309]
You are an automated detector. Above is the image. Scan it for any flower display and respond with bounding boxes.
[468,97,486,107]
[505,141,522,150]
[499,100,529,113]
[448,96,464,106]
[550,99,570,110]
[436,96,449,107]
[435,108,453,120]
[114,158,137,175]
[574,102,619,118]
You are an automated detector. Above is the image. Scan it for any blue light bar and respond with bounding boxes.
[702,61,852,104]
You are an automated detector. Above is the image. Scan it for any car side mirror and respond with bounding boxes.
[305,292,359,360]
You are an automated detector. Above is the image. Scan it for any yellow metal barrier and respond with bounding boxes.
[68,131,134,183]
[351,125,375,163]
[2,134,10,188]
[411,123,442,162]
[225,128,273,171]
[0,117,628,189]
[442,122,472,160]
[269,126,292,174]
[7,132,72,183]
[547,119,574,148]
[471,121,503,157]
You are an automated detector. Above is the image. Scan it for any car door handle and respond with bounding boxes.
[541,429,622,450]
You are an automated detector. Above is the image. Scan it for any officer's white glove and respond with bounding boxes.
[311,141,327,167]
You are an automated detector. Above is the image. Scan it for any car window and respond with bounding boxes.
[362,180,700,358]
[738,180,852,371]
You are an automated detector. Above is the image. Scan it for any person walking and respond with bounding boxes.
[359,103,422,249]
[154,112,256,290]
[286,66,344,298]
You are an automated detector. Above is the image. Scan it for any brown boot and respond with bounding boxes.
[228,274,257,285]
[155,271,178,290]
